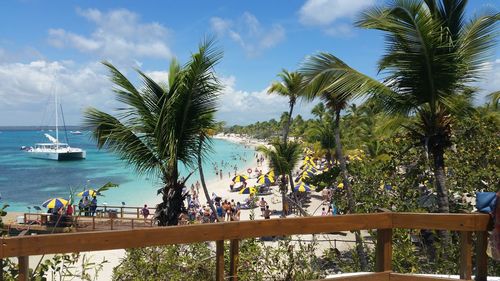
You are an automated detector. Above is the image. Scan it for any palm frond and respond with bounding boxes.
[84,107,162,176]
[301,52,394,104]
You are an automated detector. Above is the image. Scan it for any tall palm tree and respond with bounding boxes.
[197,125,221,222]
[300,0,499,216]
[84,40,222,226]
[299,86,369,269]
[311,102,326,121]
[305,118,335,167]
[258,141,302,217]
[268,70,305,144]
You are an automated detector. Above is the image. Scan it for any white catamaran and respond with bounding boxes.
[25,88,86,161]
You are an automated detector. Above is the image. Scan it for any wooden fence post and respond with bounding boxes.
[375,228,392,272]
[131,219,134,229]
[459,231,472,280]
[0,258,4,281]
[229,239,240,281]
[120,207,124,218]
[110,218,114,230]
[216,240,224,281]
[475,231,488,281]
[92,216,95,230]
[136,208,140,219]
[17,256,29,281]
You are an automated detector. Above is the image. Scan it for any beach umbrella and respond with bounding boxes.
[266,170,275,177]
[77,189,98,197]
[294,182,311,192]
[300,163,315,170]
[42,198,69,209]
[302,170,315,177]
[306,167,318,174]
[295,173,310,183]
[337,182,344,189]
[239,186,257,195]
[257,175,274,185]
[232,175,248,183]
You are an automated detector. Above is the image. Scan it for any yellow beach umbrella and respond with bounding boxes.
[257,175,274,185]
[239,186,257,194]
[232,175,249,183]
[337,182,344,189]
[294,182,312,192]
[42,198,69,209]
[77,189,98,197]
[266,170,275,178]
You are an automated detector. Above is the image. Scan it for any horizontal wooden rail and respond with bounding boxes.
[0,213,488,258]
[391,213,489,231]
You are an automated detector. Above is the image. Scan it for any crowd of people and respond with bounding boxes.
[77,196,98,216]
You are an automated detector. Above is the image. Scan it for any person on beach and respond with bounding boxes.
[233,207,241,221]
[216,204,223,220]
[83,196,90,216]
[141,204,150,222]
[78,198,84,216]
[264,205,271,219]
[195,181,200,193]
[321,207,327,216]
[90,196,97,216]
[259,197,267,216]
[66,204,74,216]
[220,169,223,180]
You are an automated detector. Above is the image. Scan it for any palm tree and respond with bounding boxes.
[268,70,305,144]
[305,118,335,167]
[84,40,222,226]
[311,102,326,121]
[197,125,221,222]
[258,141,302,217]
[300,0,499,216]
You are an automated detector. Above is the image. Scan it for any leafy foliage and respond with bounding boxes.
[2,253,108,281]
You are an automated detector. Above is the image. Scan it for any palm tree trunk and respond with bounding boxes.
[333,109,368,271]
[333,109,354,213]
[280,176,288,217]
[155,163,184,226]
[431,144,450,248]
[283,102,295,144]
[198,136,220,222]
[156,181,183,226]
[431,145,449,213]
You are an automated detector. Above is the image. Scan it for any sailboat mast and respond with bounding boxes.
[55,85,59,150]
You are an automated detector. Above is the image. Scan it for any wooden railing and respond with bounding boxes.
[20,213,155,231]
[0,212,491,281]
[95,205,157,219]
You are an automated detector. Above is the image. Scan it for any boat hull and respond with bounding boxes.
[28,151,86,161]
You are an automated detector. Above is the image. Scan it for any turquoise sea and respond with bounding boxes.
[0,130,255,211]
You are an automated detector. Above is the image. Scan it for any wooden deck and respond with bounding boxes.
[0,212,492,281]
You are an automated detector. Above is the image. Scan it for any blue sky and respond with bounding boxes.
[0,0,498,126]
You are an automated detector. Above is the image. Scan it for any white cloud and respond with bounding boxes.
[324,23,354,37]
[217,76,313,125]
[210,12,285,56]
[145,70,169,84]
[299,0,374,25]
[0,60,112,125]
[48,8,172,63]
[299,0,374,37]
[475,58,500,104]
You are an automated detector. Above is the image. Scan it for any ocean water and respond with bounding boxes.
[0,130,255,211]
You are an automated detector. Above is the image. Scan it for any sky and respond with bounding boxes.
[0,0,498,126]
